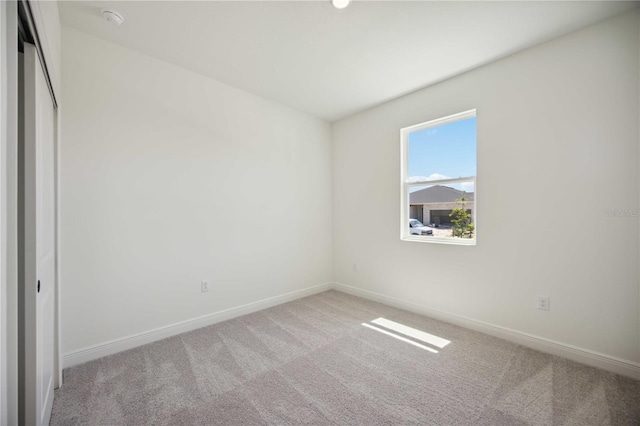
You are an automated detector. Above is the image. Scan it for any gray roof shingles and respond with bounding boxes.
[409,185,474,204]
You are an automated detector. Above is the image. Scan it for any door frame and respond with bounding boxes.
[1,2,20,425]
[1,1,61,424]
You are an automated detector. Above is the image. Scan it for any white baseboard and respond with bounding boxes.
[63,281,640,381]
[332,282,640,380]
[62,282,333,369]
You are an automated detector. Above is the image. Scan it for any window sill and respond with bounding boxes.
[401,235,476,246]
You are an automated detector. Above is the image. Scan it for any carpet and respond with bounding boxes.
[51,290,640,425]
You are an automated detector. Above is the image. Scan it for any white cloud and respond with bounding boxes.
[408,173,450,182]
[460,181,475,192]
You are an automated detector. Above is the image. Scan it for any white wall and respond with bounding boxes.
[60,27,332,354]
[332,11,639,364]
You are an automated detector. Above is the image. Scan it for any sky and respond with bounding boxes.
[408,116,476,192]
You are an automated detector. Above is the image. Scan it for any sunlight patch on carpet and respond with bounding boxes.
[371,317,451,348]
[361,323,439,353]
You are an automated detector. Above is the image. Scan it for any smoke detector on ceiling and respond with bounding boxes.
[101,9,124,26]
[332,0,350,9]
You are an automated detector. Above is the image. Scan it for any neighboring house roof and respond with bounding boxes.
[410,185,474,204]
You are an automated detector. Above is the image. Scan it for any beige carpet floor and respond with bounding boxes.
[51,290,640,425]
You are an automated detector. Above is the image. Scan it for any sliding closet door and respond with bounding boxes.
[20,42,55,426]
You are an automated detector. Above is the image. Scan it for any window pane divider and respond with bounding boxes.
[406,176,475,187]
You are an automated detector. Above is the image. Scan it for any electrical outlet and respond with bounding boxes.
[352,264,358,272]
[201,280,209,293]
[537,296,550,311]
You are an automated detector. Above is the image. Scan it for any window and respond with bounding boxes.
[400,109,477,245]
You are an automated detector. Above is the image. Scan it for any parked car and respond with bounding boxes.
[409,219,434,236]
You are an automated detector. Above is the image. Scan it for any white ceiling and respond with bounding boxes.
[59,1,636,121]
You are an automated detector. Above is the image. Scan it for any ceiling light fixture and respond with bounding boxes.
[332,0,350,10]
[101,9,124,26]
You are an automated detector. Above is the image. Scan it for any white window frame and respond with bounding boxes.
[400,109,477,246]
